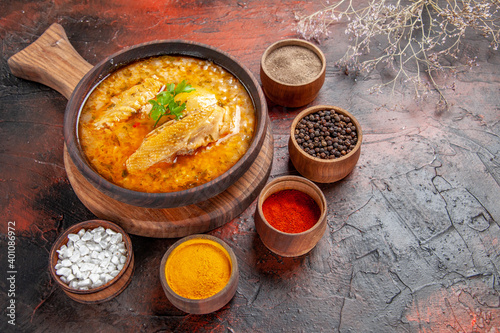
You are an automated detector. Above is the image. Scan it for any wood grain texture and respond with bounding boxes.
[7,23,93,99]
[288,105,362,183]
[64,128,274,238]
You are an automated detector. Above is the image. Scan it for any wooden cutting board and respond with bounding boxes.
[9,23,274,238]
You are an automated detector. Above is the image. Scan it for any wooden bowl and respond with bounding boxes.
[63,40,268,208]
[260,39,326,108]
[8,24,269,209]
[160,234,239,314]
[254,176,327,257]
[49,220,134,304]
[288,105,363,183]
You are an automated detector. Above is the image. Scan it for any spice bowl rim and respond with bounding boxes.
[290,104,363,164]
[49,219,134,295]
[256,175,327,236]
[260,38,326,87]
[159,234,239,314]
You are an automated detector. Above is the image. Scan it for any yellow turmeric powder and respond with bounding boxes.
[165,238,232,299]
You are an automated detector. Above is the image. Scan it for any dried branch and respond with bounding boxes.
[295,0,500,110]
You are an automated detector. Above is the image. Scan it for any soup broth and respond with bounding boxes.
[79,55,255,193]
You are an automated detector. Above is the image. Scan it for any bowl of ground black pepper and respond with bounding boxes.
[288,105,363,183]
[254,176,327,257]
[260,39,326,108]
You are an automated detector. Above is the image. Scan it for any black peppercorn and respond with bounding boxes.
[294,109,358,160]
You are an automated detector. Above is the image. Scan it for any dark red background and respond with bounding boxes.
[1,0,500,332]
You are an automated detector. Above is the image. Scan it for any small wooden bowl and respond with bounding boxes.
[49,220,134,304]
[254,176,327,257]
[160,234,239,314]
[288,105,363,183]
[260,39,326,108]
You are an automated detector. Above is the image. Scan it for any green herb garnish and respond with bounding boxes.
[149,80,195,127]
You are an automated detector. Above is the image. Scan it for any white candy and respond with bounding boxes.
[93,232,102,243]
[68,233,80,242]
[56,245,67,256]
[94,226,105,233]
[81,232,93,241]
[99,240,109,250]
[69,249,81,262]
[71,264,80,276]
[80,262,96,272]
[61,259,72,267]
[93,280,104,288]
[110,233,122,245]
[80,245,90,256]
[56,267,72,277]
[89,273,101,284]
[111,255,120,266]
[75,240,86,248]
[102,274,113,283]
[78,279,91,287]
[54,227,128,290]
[100,257,111,268]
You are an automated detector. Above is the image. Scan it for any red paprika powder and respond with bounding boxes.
[262,189,321,233]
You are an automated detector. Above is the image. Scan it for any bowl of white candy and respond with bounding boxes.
[49,220,134,304]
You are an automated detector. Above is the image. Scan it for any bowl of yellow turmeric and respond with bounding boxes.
[159,234,239,314]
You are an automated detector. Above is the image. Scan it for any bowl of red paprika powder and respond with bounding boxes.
[254,176,327,257]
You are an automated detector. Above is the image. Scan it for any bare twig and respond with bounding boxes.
[295,0,500,109]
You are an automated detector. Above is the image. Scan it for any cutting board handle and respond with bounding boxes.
[8,23,93,100]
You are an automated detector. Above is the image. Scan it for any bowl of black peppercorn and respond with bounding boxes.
[288,105,363,183]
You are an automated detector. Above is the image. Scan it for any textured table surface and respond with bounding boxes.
[1,1,500,332]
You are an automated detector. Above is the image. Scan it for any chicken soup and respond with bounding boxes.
[79,55,255,193]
